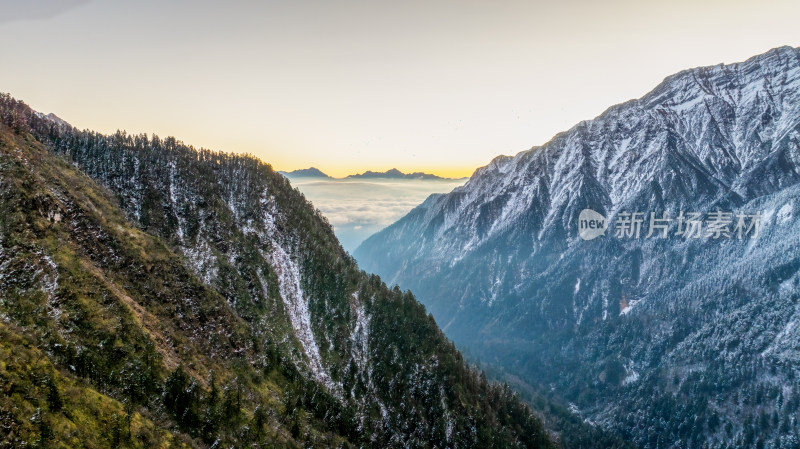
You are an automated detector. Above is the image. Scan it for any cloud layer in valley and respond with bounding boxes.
[288,178,466,252]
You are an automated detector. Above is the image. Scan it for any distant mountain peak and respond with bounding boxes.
[346,168,456,180]
[280,167,332,178]
[281,167,465,181]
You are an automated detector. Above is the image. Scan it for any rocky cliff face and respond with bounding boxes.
[355,46,800,448]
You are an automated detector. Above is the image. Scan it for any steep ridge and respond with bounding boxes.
[0,94,554,448]
[355,46,800,448]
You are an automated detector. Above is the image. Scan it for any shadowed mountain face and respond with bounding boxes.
[355,46,800,447]
[0,95,555,448]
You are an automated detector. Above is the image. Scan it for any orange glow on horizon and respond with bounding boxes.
[275,164,477,179]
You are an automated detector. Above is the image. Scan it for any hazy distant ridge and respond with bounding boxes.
[282,167,465,180]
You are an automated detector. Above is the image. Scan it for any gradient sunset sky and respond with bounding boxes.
[2,0,799,178]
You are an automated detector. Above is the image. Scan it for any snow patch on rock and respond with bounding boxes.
[777,202,794,224]
[623,368,640,385]
[350,292,370,373]
[167,160,185,243]
[183,238,218,285]
[41,254,60,321]
[268,240,335,391]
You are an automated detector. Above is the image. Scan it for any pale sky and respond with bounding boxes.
[1,0,798,177]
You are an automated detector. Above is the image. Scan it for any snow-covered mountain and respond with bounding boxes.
[355,46,800,448]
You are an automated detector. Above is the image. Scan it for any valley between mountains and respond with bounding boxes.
[4,45,800,449]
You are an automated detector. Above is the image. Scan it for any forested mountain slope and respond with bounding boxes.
[0,94,554,448]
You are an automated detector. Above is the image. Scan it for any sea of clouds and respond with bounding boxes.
[288,178,466,252]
